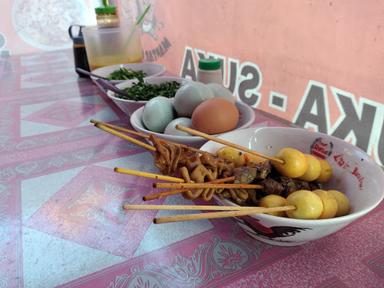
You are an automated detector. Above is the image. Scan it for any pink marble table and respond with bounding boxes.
[0,50,383,288]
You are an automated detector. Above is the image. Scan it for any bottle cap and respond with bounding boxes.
[95,6,117,15]
[198,58,221,70]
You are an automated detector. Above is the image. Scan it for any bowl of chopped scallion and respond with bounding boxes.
[91,63,166,84]
[107,76,189,116]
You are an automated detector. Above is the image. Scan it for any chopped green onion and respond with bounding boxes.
[115,81,181,101]
[108,67,147,81]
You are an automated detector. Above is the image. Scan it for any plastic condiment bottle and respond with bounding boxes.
[197,58,223,84]
[68,25,90,77]
[95,6,120,28]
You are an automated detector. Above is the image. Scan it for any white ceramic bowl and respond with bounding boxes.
[91,62,166,84]
[200,127,384,246]
[107,76,187,116]
[130,101,256,147]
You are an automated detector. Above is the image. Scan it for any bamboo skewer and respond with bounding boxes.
[153,182,263,189]
[143,189,188,201]
[123,204,268,211]
[143,176,236,201]
[114,167,185,183]
[91,119,148,138]
[154,205,296,224]
[91,119,207,154]
[94,123,156,151]
[175,125,284,164]
[191,176,235,183]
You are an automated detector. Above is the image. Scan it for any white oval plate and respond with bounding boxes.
[130,101,256,147]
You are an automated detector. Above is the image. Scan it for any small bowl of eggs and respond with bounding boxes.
[200,126,384,246]
[130,81,256,146]
[107,76,187,116]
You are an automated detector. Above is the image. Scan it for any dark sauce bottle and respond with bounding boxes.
[68,25,90,77]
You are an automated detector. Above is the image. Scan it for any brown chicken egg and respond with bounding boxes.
[191,98,239,134]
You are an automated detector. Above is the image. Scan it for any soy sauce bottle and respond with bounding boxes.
[68,25,90,77]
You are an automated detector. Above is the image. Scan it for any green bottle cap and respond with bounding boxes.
[198,58,221,70]
[95,6,117,15]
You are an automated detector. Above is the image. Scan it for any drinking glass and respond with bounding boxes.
[83,25,143,70]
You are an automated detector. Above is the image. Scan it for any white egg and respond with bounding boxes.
[206,83,236,103]
[164,117,192,136]
[142,96,175,133]
[173,82,214,117]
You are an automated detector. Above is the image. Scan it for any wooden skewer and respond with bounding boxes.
[175,125,284,164]
[123,204,267,211]
[143,189,188,201]
[143,176,236,201]
[198,176,235,183]
[94,123,156,151]
[91,119,207,154]
[90,119,148,138]
[154,205,296,224]
[153,182,263,189]
[114,167,185,183]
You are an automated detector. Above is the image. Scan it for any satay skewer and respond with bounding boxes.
[153,182,263,190]
[154,205,296,224]
[176,125,284,164]
[143,176,236,201]
[114,167,185,183]
[94,123,156,151]
[90,119,208,154]
[112,167,239,201]
[124,204,269,211]
[143,189,188,201]
[91,119,148,138]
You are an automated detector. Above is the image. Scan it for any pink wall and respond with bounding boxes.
[1,0,383,166]
[137,0,384,166]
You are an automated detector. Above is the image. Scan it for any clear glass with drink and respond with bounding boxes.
[82,25,143,70]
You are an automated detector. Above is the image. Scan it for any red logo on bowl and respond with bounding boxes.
[310,137,333,159]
